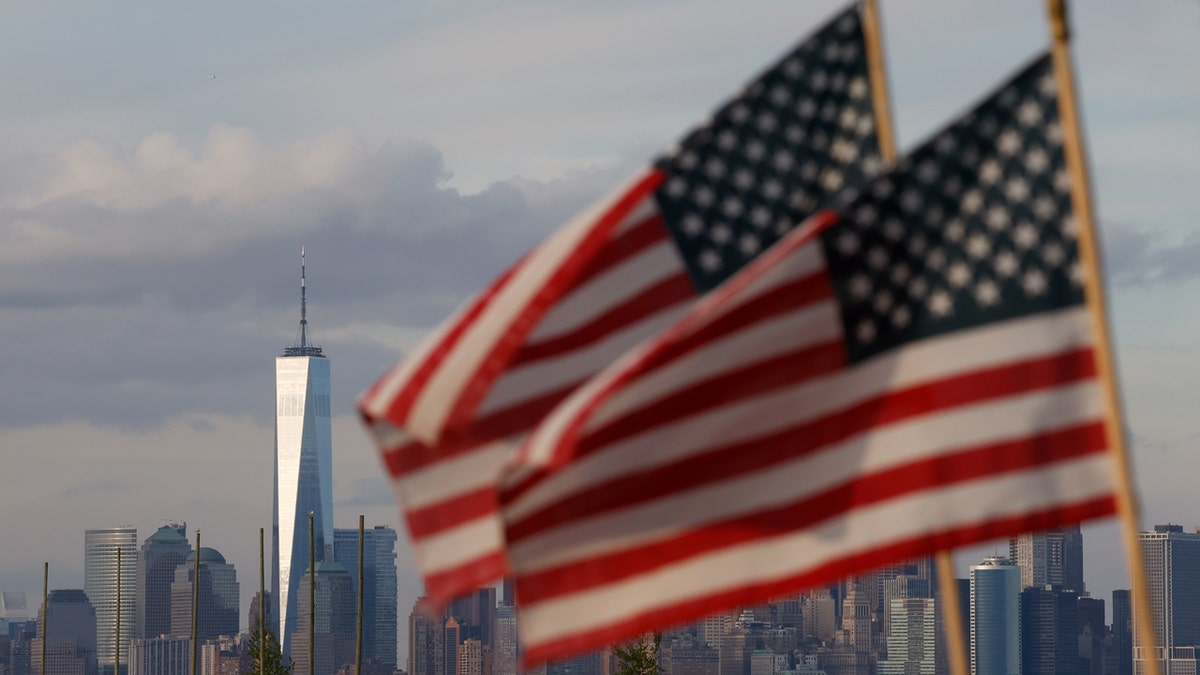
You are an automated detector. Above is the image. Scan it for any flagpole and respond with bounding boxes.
[192,530,201,675]
[41,562,47,675]
[115,548,121,675]
[260,527,267,675]
[1043,4,1159,675]
[356,515,365,675]
[862,2,971,674]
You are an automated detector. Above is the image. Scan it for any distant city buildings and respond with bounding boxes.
[969,556,1020,675]
[169,547,239,642]
[31,589,98,675]
[84,527,137,675]
[333,525,399,667]
[136,524,190,640]
[1134,524,1200,675]
[292,562,355,675]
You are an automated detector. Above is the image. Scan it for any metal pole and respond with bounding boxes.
[41,562,47,675]
[1042,3,1159,675]
[192,530,201,675]
[309,512,315,675]
[115,548,121,675]
[260,527,267,675]
[355,515,364,675]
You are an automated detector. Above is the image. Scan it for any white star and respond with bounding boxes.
[717,130,738,151]
[948,261,972,288]
[927,248,947,271]
[801,160,820,181]
[832,73,848,95]
[832,137,860,163]
[924,204,945,228]
[867,246,889,270]
[734,168,755,190]
[797,98,818,120]
[774,217,792,236]
[856,204,879,225]
[1054,169,1071,194]
[820,169,844,190]
[929,290,954,317]
[979,115,999,137]
[848,77,868,100]
[883,217,905,242]
[917,160,940,184]
[666,177,689,198]
[757,111,779,133]
[1043,242,1066,266]
[891,262,911,285]
[1005,177,1030,203]
[1025,148,1049,174]
[975,279,1000,307]
[783,59,804,79]
[839,108,859,130]
[961,190,984,215]
[935,134,958,155]
[862,155,883,176]
[699,249,722,272]
[838,14,857,35]
[967,233,991,259]
[1047,122,1064,145]
[1069,261,1085,286]
[892,305,912,329]
[998,87,1019,108]
[998,130,1022,157]
[819,48,838,70]
[1022,269,1048,296]
[838,231,860,256]
[1014,222,1038,249]
[873,290,893,314]
[694,186,715,207]
[750,206,771,229]
[995,250,1019,277]
[774,150,795,171]
[986,206,1011,231]
[908,235,927,257]
[900,190,923,214]
[678,151,699,170]
[722,196,744,218]
[762,179,784,201]
[856,116,875,138]
[945,219,966,243]
[705,157,727,180]
[770,85,792,107]
[943,175,964,198]
[730,104,751,124]
[739,233,761,256]
[980,159,1003,186]
[1062,215,1079,239]
[849,273,872,300]
[681,213,704,236]
[711,223,732,244]
[856,319,876,344]
[1017,100,1043,126]
[745,140,767,162]
[909,276,929,299]
[1038,73,1057,96]
[872,179,894,199]
[1033,196,1057,220]
[786,125,806,144]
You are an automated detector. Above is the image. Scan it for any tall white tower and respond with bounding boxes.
[84,527,137,675]
[273,248,333,656]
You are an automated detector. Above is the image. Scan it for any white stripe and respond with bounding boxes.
[414,512,506,576]
[507,306,1094,520]
[508,380,1105,569]
[406,170,654,443]
[397,439,516,511]
[526,237,682,344]
[517,454,1116,647]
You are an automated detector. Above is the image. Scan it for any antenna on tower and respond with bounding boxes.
[283,246,324,357]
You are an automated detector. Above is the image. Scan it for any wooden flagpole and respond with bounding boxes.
[41,562,47,675]
[861,2,971,674]
[1044,3,1159,675]
[192,530,201,675]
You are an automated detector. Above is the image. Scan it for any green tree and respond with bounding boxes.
[243,628,293,675]
[614,632,662,675]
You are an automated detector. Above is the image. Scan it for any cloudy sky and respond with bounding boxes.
[2,0,1198,658]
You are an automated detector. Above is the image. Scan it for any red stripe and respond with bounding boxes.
[406,486,497,539]
[564,212,671,293]
[365,261,524,426]
[423,549,510,610]
[512,419,1107,605]
[508,272,695,367]
[519,495,1117,666]
[506,346,1099,539]
[440,170,666,443]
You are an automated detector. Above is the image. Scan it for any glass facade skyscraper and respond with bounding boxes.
[273,249,334,656]
[969,556,1020,675]
[1134,524,1200,675]
[333,526,399,667]
[136,524,190,640]
[84,527,137,675]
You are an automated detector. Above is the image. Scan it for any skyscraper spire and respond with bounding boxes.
[284,247,324,357]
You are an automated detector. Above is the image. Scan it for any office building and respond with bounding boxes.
[878,597,940,675]
[136,524,191,639]
[169,547,240,641]
[493,603,518,675]
[274,249,334,655]
[408,598,445,675]
[1019,586,1077,675]
[1112,590,1132,675]
[447,586,497,652]
[128,636,189,675]
[31,589,98,675]
[333,525,398,667]
[1009,526,1084,592]
[84,527,137,675]
[1134,524,1200,675]
[291,562,355,675]
[969,557,1020,675]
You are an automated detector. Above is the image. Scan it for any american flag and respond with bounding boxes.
[501,54,1118,664]
[357,6,882,605]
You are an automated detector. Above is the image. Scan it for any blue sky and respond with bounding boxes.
[1,0,1198,656]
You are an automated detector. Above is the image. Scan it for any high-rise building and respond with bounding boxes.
[447,587,496,653]
[169,547,239,641]
[969,557,1020,675]
[136,524,190,639]
[333,526,399,667]
[1008,526,1084,592]
[493,604,518,675]
[408,598,445,675]
[1019,586,1077,675]
[1134,524,1200,675]
[291,562,355,675]
[31,589,99,675]
[84,527,137,675]
[128,636,189,675]
[273,249,334,656]
[458,638,484,675]
[878,597,939,675]
[1112,590,1132,675]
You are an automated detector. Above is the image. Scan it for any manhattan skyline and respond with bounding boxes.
[2,1,1199,667]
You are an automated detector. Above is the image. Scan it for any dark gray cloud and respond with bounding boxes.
[1102,220,1200,288]
[0,131,635,429]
